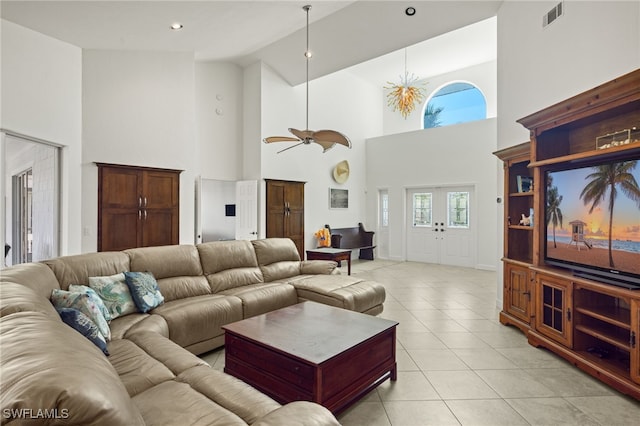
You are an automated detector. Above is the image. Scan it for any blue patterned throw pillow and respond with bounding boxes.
[51,289,111,341]
[88,273,137,319]
[57,308,110,356]
[68,284,112,322]
[124,272,164,313]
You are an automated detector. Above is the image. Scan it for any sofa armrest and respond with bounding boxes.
[300,260,338,275]
[252,401,340,426]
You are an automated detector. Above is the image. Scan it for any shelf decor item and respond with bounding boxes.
[596,128,633,150]
[516,175,533,193]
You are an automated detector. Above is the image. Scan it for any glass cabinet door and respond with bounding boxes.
[535,273,573,347]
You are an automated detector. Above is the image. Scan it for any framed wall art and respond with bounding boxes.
[329,188,348,209]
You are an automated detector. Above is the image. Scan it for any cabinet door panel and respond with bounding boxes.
[535,273,572,347]
[505,263,531,323]
[143,172,179,209]
[142,210,177,247]
[101,167,141,209]
[101,211,141,251]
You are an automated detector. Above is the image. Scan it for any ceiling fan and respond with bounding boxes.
[263,5,351,154]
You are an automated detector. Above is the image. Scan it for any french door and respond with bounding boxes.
[406,186,476,267]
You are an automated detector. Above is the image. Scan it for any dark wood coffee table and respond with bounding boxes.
[306,248,352,275]
[222,302,398,414]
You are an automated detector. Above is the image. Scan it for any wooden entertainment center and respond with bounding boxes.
[494,69,640,399]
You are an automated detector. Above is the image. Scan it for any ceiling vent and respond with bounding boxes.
[543,1,564,28]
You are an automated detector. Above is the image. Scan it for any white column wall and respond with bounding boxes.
[0,20,82,256]
[81,50,197,250]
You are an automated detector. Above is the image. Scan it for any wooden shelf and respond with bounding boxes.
[530,143,640,168]
[575,325,630,351]
[508,225,534,231]
[575,305,631,330]
[509,192,534,197]
[577,350,631,376]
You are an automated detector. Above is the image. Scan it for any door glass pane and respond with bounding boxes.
[413,193,432,227]
[447,191,469,228]
[380,190,389,227]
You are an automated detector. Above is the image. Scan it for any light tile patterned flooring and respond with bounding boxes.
[201,260,640,425]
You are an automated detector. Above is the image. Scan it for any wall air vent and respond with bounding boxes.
[543,1,564,28]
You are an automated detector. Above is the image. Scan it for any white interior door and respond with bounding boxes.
[406,186,476,267]
[235,180,258,240]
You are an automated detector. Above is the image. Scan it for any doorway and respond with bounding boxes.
[406,186,476,267]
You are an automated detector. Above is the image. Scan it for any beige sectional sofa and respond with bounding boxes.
[0,238,385,425]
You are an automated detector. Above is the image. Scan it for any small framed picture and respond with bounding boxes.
[517,176,533,193]
[329,188,348,209]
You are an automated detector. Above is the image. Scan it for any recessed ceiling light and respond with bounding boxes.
[405,7,416,16]
[170,23,183,30]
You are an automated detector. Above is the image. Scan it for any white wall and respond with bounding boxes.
[0,20,82,256]
[81,50,197,250]
[366,118,497,270]
[196,62,243,180]
[259,64,383,250]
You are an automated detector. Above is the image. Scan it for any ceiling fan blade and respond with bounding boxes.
[277,142,305,154]
[263,136,300,143]
[289,128,314,141]
[312,140,336,153]
[313,130,352,148]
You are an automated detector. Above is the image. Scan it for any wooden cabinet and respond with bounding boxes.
[97,163,181,251]
[495,142,534,332]
[502,262,533,330]
[507,69,640,399]
[534,271,572,347]
[265,179,305,259]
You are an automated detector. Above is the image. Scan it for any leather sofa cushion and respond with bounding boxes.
[220,283,298,318]
[293,275,387,313]
[125,331,208,374]
[0,282,59,319]
[133,380,248,425]
[0,311,144,425]
[109,313,170,340]
[155,275,211,302]
[151,294,242,348]
[0,262,60,299]
[178,365,281,424]
[253,401,341,426]
[126,245,203,279]
[198,240,264,292]
[43,251,130,289]
[252,238,302,282]
[107,339,175,397]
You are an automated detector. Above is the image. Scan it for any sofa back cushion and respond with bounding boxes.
[43,251,130,289]
[197,240,264,292]
[0,262,60,299]
[0,311,145,425]
[125,245,210,302]
[251,238,301,282]
[0,282,60,319]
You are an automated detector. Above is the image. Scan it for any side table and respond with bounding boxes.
[306,248,352,275]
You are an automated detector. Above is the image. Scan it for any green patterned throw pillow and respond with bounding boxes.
[88,272,137,319]
[51,289,111,341]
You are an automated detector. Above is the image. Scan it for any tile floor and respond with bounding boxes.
[201,259,640,425]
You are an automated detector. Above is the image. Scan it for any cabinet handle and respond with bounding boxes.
[138,210,141,220]
[631,331,636,348]
[144,210,147,220]
[566,308,571,322]
[139,196,142,208]
[522,291,531,300]
[144,197,148,207]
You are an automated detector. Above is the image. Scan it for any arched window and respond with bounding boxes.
[423,82,486,129]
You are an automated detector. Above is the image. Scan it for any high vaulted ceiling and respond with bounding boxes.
[1,1,501,86]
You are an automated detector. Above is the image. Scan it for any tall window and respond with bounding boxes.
[379,190,389,227]
[424,82,487,129]
[412,193,432,227]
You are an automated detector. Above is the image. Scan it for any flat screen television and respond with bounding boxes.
[544,155,640,289]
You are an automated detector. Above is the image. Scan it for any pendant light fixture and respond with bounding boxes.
[385,48,425,119]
